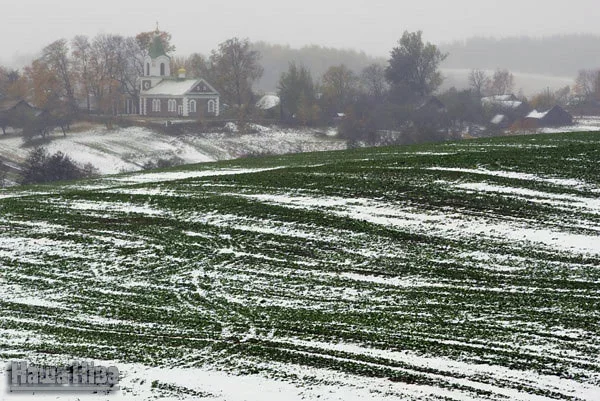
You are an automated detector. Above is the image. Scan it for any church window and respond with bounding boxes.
[208,100,215,113]
[160,63,165,76]
[152,99,161,112]
[189,100,197,113]
[168,99,176,112]
[146,63,150,76]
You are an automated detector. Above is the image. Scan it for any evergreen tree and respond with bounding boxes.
[277,63,316,119]
[385,31,447,99]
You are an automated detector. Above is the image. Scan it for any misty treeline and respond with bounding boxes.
[442,34,600,77]
[250,42,384,93]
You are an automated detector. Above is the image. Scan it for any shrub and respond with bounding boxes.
[20,147,98,184]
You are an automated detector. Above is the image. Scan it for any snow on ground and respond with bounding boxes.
[425,166,590,189]
[455,182,600,213]
[0,124,346,175]
[115,166,286,184]
[241,193,600,255]
[0,361,447,401]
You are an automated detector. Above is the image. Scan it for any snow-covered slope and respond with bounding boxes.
[0,124,345,175]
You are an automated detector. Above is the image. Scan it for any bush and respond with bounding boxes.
[142,156,184,170]
[21,147,98,185]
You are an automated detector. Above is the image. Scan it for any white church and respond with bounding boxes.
[133,30,220,118]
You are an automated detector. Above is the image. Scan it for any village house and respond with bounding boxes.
[513,105,574,130]
[482,94,531,128]
[0,99,44,134]
[137,32,220,118]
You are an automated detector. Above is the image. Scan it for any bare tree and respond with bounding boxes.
[42,39,77,112]
[489,69,515,96]
[170,53,213,81]
[88,34,141,116]
[210,38,263,107]
[321,64,359,114]
[360,63,388,100]
[71,35,93,112]
[468,69,490,96]
[116,37,144,111]
[574,69,600,99]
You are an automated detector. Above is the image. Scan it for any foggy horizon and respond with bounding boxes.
[3,0,600,68]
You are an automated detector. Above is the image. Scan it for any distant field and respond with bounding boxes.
[0,132,599,400]
[441,68,574,97]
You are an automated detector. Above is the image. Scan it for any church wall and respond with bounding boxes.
[141,97,220,118]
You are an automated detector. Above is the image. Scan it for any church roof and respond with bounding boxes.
[148,34,167,59]
[142,78,219,96]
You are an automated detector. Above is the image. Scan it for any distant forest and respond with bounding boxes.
[440,34,600,77]
[251,35,600,93]
[251,42,384,93]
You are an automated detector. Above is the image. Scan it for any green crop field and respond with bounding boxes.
[1,131,599,400]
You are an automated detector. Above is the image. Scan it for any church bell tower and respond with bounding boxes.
[140,27,171,92]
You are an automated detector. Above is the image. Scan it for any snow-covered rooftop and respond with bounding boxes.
[491,114,507,125]
[482,97,524,110]
[143,79,207,96]
[527,110,548,119]
[491,94,516,101]
[256,94,280,110]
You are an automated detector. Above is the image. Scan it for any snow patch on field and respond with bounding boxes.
[242,193,600,254]
[455,182,600,213]
[116,167,285,184]
[426,167,589,188]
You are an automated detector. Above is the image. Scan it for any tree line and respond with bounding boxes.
[0,30,265,136]
[1,28,596,147]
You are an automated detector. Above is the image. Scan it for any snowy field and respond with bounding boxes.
[0,124,346,175]
[0,131,599,400]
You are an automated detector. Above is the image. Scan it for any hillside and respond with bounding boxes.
[0,123,345,180]
[0,132,599,400]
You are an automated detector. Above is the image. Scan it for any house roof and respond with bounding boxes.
[142,78,219,96]
[526,105,572,121]
[0,99,31,112]
[256,94,280,110]
[482,95,524,110]
[417,96,446,111]
[487,94,518,102]
[526,109,548,119]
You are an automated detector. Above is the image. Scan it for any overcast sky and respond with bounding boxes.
[2,0,600,66]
